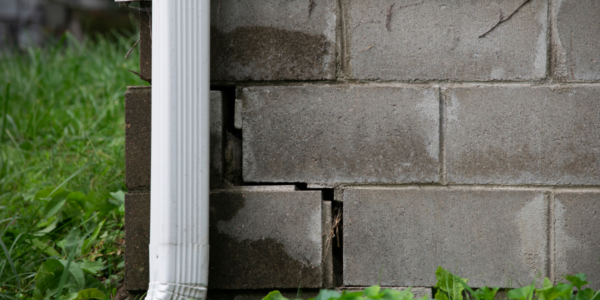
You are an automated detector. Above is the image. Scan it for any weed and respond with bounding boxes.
[0,31,146,299]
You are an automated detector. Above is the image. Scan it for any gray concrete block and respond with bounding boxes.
[343,187,548,287]
[209,186,324,289]
[554,191,600,290]
[124,193,150,291]
[552,0,600,81]
[344,0,547,81]
[210,0,336,81]
[125,87,151,191]
[444,86,600,185]
[241,85,440,185]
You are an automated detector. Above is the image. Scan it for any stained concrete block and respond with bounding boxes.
[210,0,336,81]
[124,193,150,291]
[125,87,151,190]
[209,186,324,289]
[344,0,547,81]
[241,85,440,185]
[343,187,548,287]
[552,0,600,81]
[554,191,600,290]
[444,86,600,185]
[124,88,224,190]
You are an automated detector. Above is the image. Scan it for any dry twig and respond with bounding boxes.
[479,0,532,38]
[124,38,140,60]
[308,0,317,17]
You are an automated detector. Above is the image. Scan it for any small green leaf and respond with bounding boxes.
[472,287,499,300]
[434,267,469,300]
[564,274,588,291]
[263,291,289,300]
[33,259,65,299]
[42,191,69,219]
[33,218,58,236]
[339,291,363,300]
[590,291,600,300]
[110,191,125,204]
[315,290,342,300]
[75,288,107,300]
[31,238,60,257]
[79,260,104,275]
[58,260,85,291]
[363,285,381,298]
[575,289,595,300]
[81,219,105,256]
[508,284,535,300]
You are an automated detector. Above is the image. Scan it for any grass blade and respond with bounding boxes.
[0,224,21,289]
[48,161,93,197]
[0,82,9,143]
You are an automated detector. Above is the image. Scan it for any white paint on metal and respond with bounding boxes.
[147,0,210,299]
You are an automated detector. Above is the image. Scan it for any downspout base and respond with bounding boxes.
[146,283,207,300]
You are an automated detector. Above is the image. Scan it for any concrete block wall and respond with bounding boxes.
[124,0,600,296]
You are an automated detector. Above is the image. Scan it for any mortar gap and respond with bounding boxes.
[332,200,343,287]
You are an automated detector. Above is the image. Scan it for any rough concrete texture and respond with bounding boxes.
[552,0,600,81]
[125,86,151,190]
[343,187,548,287]
[209,187,324,289]
[340,287,431,299]
[210,90,224,189]
[138,1,151,81]
[444,86,600,185]
[208,290,319,300]
[241,85,440,185]
[125,88,224,190]
[124,193,150,291]
[210,0,336,81]
[345,0,547,81]
[554,191,600,290]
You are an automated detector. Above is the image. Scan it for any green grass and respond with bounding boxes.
[0,32,148,299]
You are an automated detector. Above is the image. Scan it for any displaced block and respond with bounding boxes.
[552,0,600,81]
[344,0,547,81]
[125,87,151,190]
[210,0,337,81]
[554,191,600,290]
[343,187,548,287]
[124,88,224,190]
[124,193,150,291]
[242,85,440,185]
[209,186,325,289]
[444,86,600,185]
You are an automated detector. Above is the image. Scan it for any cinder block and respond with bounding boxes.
[209,186,325,289]
[124,88,224,190]
[554,191,600,290]
[125,87,151,190]
[444,86,600,185]
[124,193,150,291]
[552,0,600,81]
[210,0,337,81]
[343,187,548,287]
[344,0,547,81]
[241,85,440,185]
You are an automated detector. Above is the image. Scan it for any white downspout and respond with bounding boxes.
[148,1,210,299]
